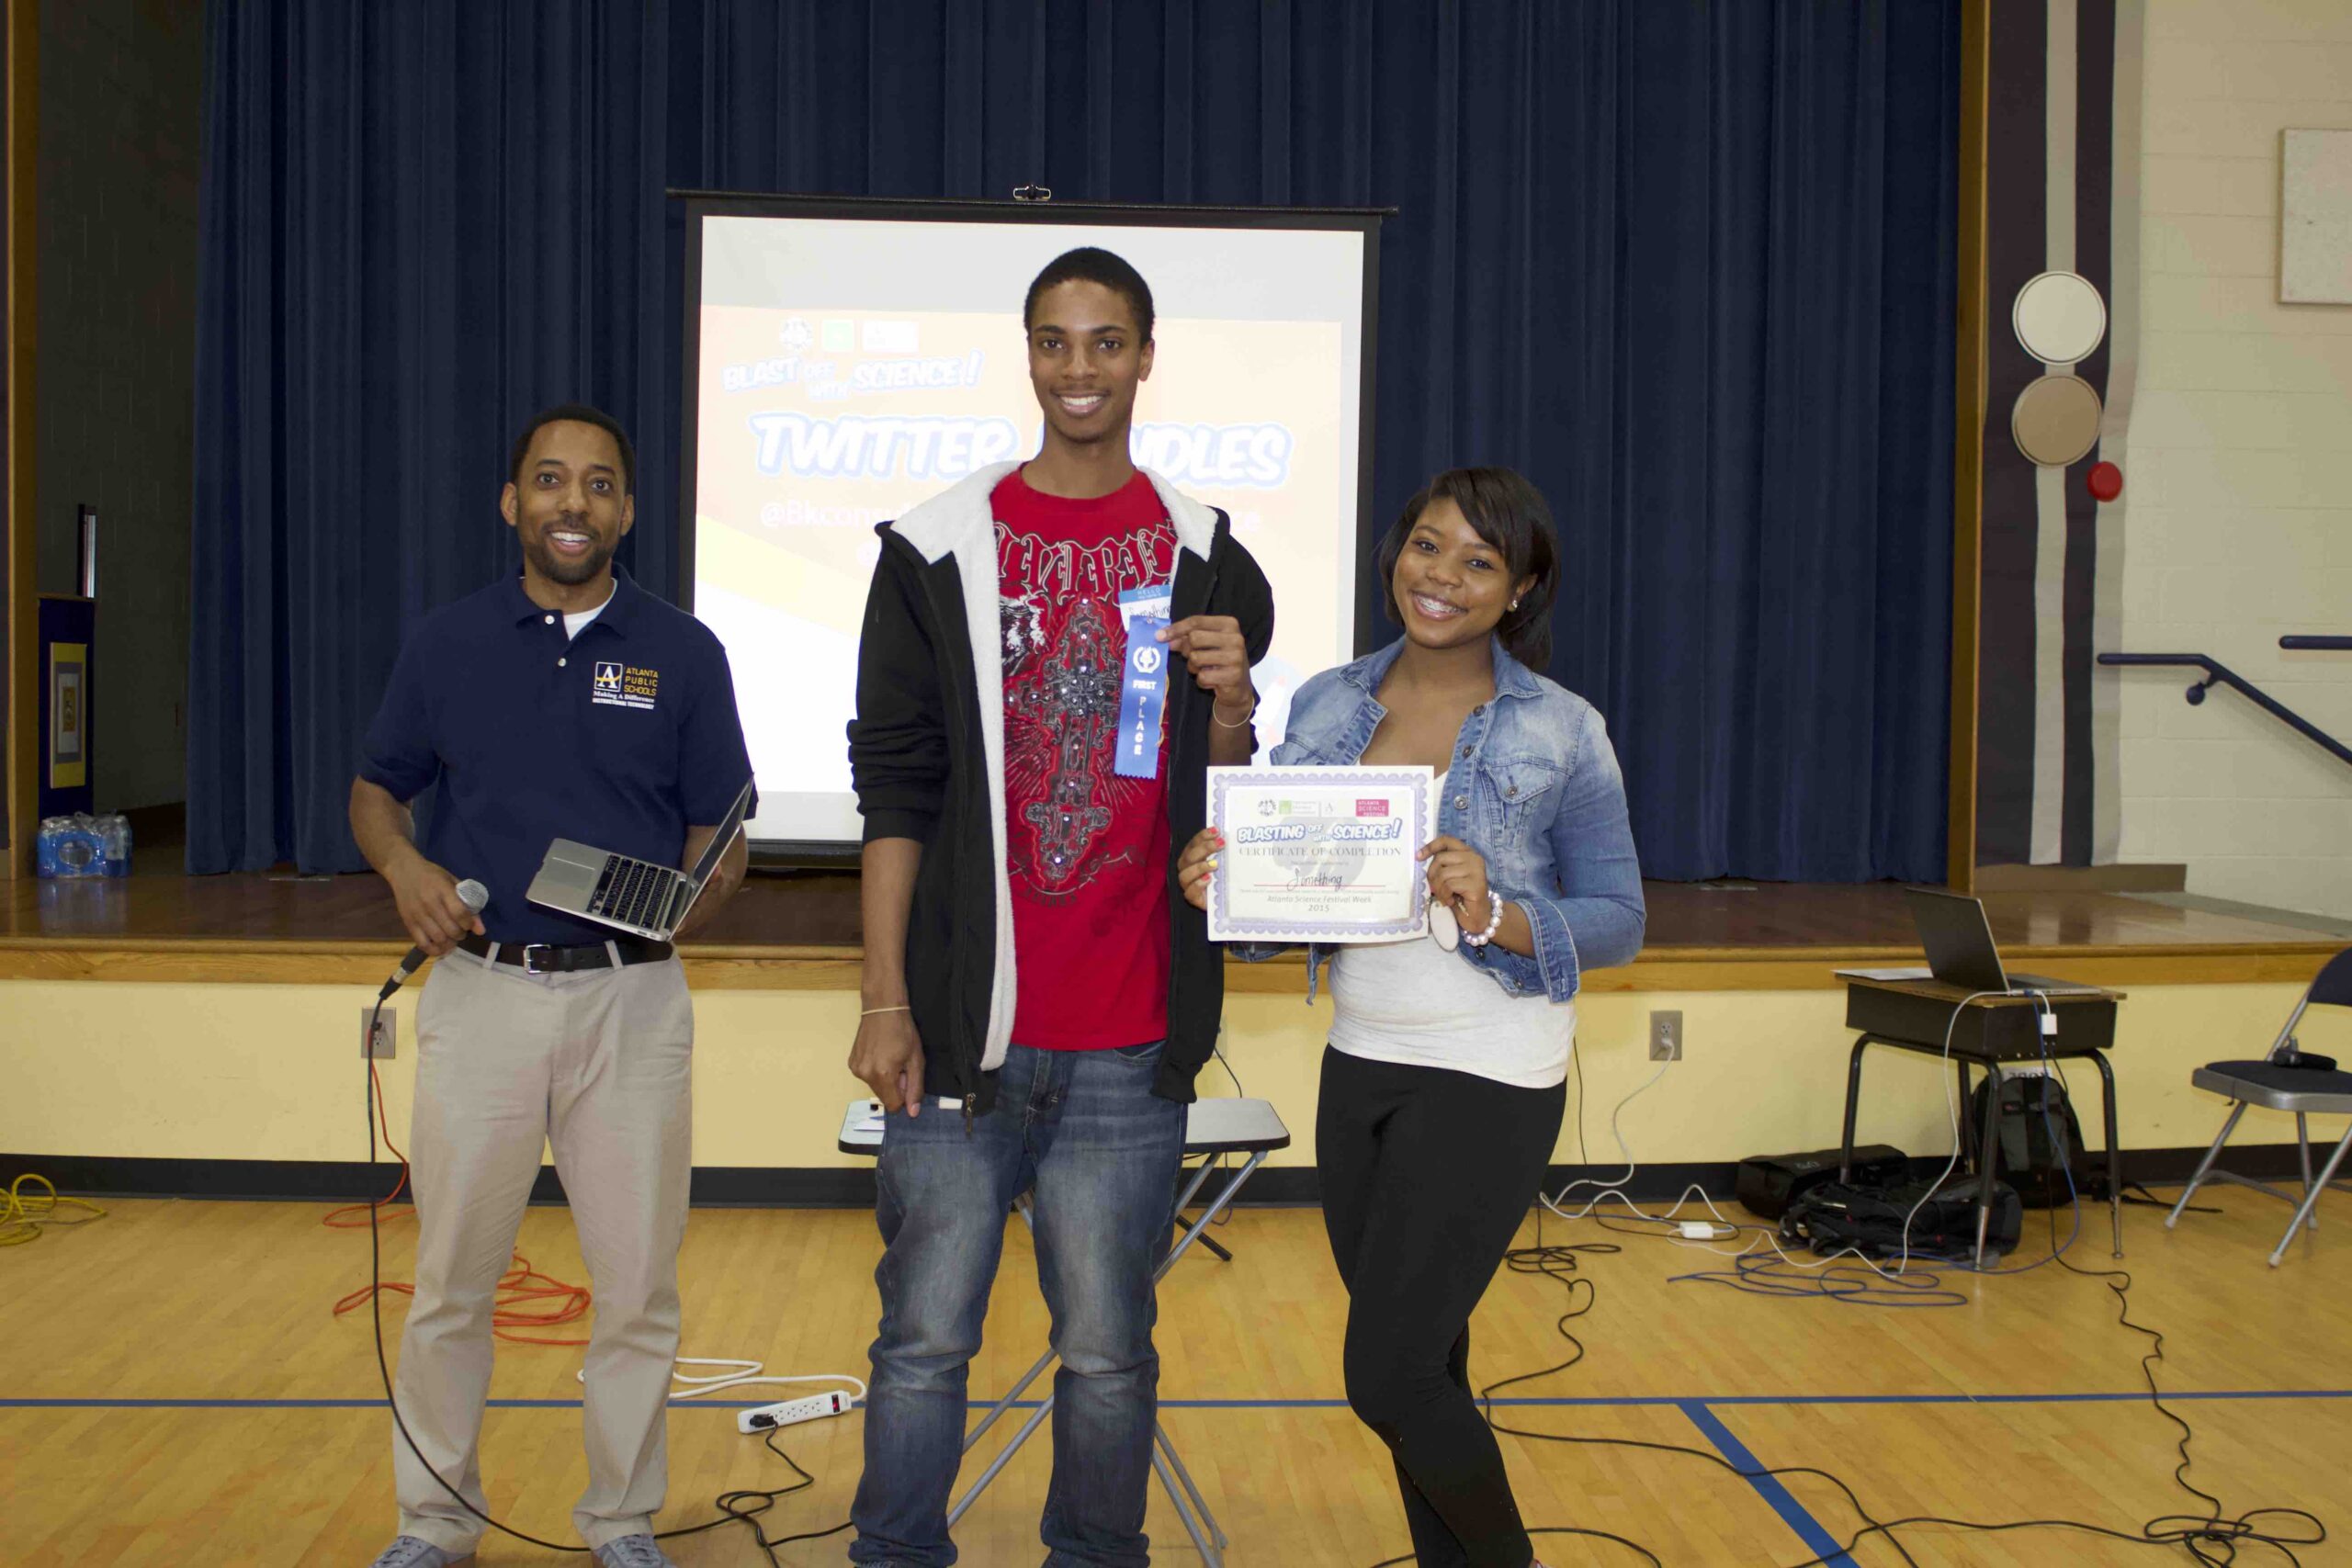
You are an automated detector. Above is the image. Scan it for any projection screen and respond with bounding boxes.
[682,198,1380,855]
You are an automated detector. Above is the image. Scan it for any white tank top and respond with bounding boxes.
[1325,773,1576,1089]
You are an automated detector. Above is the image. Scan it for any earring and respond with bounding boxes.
[1509,599,1521,611]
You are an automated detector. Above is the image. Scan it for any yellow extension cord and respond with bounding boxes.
[0,1174,106,1247]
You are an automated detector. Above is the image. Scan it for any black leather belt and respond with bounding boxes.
[458,932,673,976]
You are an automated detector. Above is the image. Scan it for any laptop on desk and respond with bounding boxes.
[526,779,754,942]
[1898,887,2102,996]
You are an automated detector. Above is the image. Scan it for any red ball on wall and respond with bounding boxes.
[2086,460,2123,502]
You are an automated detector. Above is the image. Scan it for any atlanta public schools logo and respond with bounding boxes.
[592,660,660,712]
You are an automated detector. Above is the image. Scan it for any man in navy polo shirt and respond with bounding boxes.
[350,404,752,1568]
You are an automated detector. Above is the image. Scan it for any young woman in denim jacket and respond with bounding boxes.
[1179,468,1645,1568]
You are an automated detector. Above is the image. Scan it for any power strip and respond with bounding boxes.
[737,1391,854,1434]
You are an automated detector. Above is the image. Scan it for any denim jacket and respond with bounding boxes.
[1262,637,1645,1002]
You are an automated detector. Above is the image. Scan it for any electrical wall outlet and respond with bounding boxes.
[361,1007,397,1060]
[1648,1009,1682,1062]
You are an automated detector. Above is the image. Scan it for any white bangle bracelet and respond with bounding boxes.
[1460,889,1506,947]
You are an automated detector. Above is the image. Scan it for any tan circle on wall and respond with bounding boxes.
[2013,270,2108,365]
[2011,374,2104,467]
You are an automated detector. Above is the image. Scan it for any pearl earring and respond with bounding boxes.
[1509,599,1521,611]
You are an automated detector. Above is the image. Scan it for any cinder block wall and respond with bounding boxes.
[2119,0,2352,917]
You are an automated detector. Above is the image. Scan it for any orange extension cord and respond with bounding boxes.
[327,1060,594,1347]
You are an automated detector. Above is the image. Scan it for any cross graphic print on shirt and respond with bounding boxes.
[1011,603,1121,889]
[998,513,1177,898]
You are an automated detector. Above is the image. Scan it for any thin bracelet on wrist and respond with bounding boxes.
[1212,694,1258,729]
[860,1004,912,1018]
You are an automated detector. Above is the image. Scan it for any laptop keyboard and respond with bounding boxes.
[588,855,677,931]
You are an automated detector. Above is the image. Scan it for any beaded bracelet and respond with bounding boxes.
[1460,889,1506,948]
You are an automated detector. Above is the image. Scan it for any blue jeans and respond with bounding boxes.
[850,1041,1188,1568]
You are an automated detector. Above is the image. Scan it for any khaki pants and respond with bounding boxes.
[391,946,694,1554]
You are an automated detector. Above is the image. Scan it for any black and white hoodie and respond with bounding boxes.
[848,461,1276,1115]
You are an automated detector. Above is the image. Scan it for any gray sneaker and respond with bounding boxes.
[593,1537,676,1568]
[366,1540,471,1568]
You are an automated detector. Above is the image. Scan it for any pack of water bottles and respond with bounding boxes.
[35,812,131,878]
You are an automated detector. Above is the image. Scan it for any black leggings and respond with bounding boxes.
[1318,1046,1566,1568]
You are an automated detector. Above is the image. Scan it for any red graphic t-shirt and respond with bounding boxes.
[994,467,1178,1050]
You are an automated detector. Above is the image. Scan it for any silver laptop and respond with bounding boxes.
[1903,887,2101,995]
[526,779,754,941]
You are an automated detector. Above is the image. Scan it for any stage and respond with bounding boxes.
[3,850,2343,1197]
[1,857,2342,992]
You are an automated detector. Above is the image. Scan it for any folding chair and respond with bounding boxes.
[2166,945,2352,1267]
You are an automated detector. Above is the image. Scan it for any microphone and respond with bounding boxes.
[379,878,490,999]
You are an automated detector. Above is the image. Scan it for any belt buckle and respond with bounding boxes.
[520,943,559,976]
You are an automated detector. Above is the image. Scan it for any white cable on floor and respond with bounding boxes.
[1572,1182,1930,1287]
[1544,989,2002,1281]
[1540,1055,1674,1221]
[567,1357,868,1404]
[1534,1061,1913,1280]
[1888,988,2000,1275]
[673,1358,866,1404]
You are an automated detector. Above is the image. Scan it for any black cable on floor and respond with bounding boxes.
[1366,1041,2328,1566]
[2125,1179,2218,1213]
[2042,1060,2324,1566]
[1367,1521,1664,1568]
[1756,1196,2329,1568]
[1770,1062,2325,1565]
[1479,1201,1927,1568]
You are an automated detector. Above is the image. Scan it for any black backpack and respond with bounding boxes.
[1781,1176,2021,1262]
[1969,1070,2109,1208]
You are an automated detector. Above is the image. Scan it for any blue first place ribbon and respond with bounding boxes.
[1114,614,1172,780]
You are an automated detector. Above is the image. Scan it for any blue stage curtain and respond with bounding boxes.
[189,0,1955,883]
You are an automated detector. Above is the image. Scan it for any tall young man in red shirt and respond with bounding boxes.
[846,248,1273,1566]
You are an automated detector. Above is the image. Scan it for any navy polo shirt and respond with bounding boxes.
[358,566,754,945]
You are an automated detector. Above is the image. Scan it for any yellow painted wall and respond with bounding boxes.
[4,977,2339,1172]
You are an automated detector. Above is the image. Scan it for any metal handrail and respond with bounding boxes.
[2098,652,2351,768]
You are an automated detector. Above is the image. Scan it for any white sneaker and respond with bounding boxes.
[593,1536,676,1568]
[365,1539,471,1568]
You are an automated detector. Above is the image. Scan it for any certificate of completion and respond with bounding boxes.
[1204,766,1435,943]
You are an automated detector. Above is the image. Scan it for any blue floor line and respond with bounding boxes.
[1689,1388,2352,1407]
[6,1388,2348,1413]
[1679,1401,1853,1568]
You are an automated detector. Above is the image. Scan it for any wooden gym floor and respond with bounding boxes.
[5,1182,2349,1567]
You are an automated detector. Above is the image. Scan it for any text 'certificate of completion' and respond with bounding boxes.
[1204,765,1434,943]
